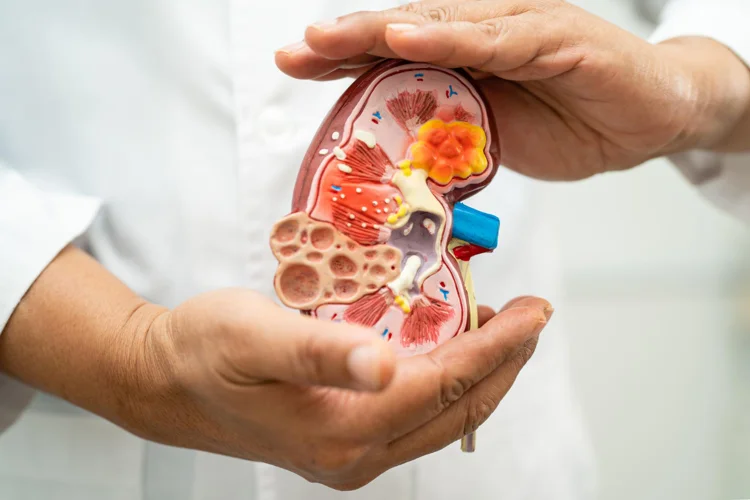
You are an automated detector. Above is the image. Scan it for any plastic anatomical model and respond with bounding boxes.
[271,59,501,426]
[270,60,501,450]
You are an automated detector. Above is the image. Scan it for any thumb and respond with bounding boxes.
[247,302,397,391]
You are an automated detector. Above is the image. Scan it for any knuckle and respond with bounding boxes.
[397,2,424,16]
[477,19,504,38]
[423,6,455,22]
[514,337,539,368]
[299,334,327,382]
[440,377,469,410]
[463,397,498,435]
[305,443,369,478]
[328,476,377,492]
[428,357,473,411]
[475,20,510,69]
[531,0,567,11]
[398,2,456,22]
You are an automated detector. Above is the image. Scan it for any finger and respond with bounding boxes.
[480,296,553,327]
[464,67,495,80]
[344,299,550,441]
[476,305,495,327]
[234,298,396,391]
[275,41,381,80]
[383,19,541,73]
[383,334,541,466]
[501,296,554,316]
[387,13,587,80]
[301,1,523,62]
[500,295,536,311]
[313,65,378,82]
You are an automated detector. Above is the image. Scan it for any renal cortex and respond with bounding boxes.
[270,60,501,357]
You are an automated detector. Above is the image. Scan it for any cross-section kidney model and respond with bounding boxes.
[270,60,501,358]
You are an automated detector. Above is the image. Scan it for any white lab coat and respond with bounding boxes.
[0,1,747,499]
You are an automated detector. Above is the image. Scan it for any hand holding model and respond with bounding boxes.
[277,0,750,179]
[0,246,550,490]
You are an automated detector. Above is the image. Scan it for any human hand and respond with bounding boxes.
[119,289,551,490]
[0,245,550,490]
[275,0,750,180]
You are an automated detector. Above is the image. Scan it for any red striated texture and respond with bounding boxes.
[328,182,399,245]
[333,183,398,223]
[330,202,383,245]
[400,297,455,348]
[386,89,439,132]
[454,104,475,123]
[320,139,404,245]
[343,288,394,327]
[339,140,394,184]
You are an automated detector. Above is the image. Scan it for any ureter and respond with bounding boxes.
[448,239,478,331]
[463,262,478,331]
[387,168,446,287]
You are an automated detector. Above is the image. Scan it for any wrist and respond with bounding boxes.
[112,304,232,454]
[655,37,750,155]
[109,303,179,439]
[0,247,172,431]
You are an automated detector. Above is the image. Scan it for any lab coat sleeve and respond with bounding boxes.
[649,0,750,222]
[0,162,99,430]
[0,162,100,333]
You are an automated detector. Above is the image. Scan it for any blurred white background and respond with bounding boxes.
[543,160,750,500]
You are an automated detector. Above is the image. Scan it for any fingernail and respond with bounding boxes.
[276,41,307,55]
[347,345,382,390]
[387,23,418,33]
[534,316,548,334]
[309,19,338,31]
[543,306,555,321]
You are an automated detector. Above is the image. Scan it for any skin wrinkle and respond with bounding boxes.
[476,17,505,53]
[545,28,570,70]
[423,6,457,22]
[663,40,750,152]
[431,349,473,411]
[629,47,710,158]
[525,15,552,69]
[108,302,166,427]
[481,18,513,72]
[638,54,693,142]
